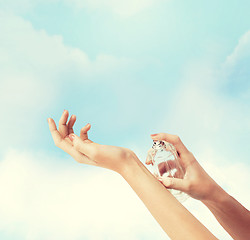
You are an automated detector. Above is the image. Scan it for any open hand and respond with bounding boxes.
[48,110,137,174]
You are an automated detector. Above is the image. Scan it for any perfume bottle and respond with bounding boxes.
[147,140,189,202]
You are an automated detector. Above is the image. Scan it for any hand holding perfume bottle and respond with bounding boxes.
[147,140,189,202]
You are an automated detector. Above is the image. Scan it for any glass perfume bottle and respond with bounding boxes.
[147,140,189,202]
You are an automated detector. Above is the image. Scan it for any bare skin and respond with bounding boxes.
[148,133,250,240]
[48,110,217,240]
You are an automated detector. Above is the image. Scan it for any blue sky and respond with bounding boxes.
[0,0,250,239]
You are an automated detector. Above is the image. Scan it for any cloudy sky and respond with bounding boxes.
[0,0,250,239]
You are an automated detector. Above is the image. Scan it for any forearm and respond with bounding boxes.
[120,157,217,240]
[202,188,250,240]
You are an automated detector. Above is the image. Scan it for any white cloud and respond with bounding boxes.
[220,30,250,99]
[0,149,168,239]
[0,5,249,240]
[0,11,131,80]
[1,147,249,240]
[0,11,133,150]
[161,30,250,158]
[224,30,250,67]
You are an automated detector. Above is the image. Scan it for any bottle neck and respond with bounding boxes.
[152,140,166,150]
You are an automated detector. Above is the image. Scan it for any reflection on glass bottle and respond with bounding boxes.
[147,140,189,202]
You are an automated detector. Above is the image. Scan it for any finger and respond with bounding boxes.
[68,115,76,134]
[145,159,153,165]
[145,148,155,165]
[48,118,63,147]
[69,133,98,160]
[48,118,73,153]
[48,118,95,165]
[151,133,189,156]
[161,176,188,193]
[80,123,91,141]
[58,110,69,138]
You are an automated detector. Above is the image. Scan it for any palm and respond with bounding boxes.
[48,110,136,173]
[48,110,95,165]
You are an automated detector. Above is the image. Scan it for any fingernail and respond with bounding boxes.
[151,134,158,137]
[69,134,75,141]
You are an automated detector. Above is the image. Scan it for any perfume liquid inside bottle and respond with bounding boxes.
[147,140,189,202]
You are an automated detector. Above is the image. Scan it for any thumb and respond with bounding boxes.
[159,176,188,193]
[69,133,97,159]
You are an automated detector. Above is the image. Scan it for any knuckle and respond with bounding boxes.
[188,151,194,158]
[159,133,166,139]
[173,135,181,144]
[186,151,197,164]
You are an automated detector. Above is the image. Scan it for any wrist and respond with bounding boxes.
[202,184,229,207]
[117,151,142,177]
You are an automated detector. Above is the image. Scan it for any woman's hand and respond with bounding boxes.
[146,133,223,201]
[48,110,137,174]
